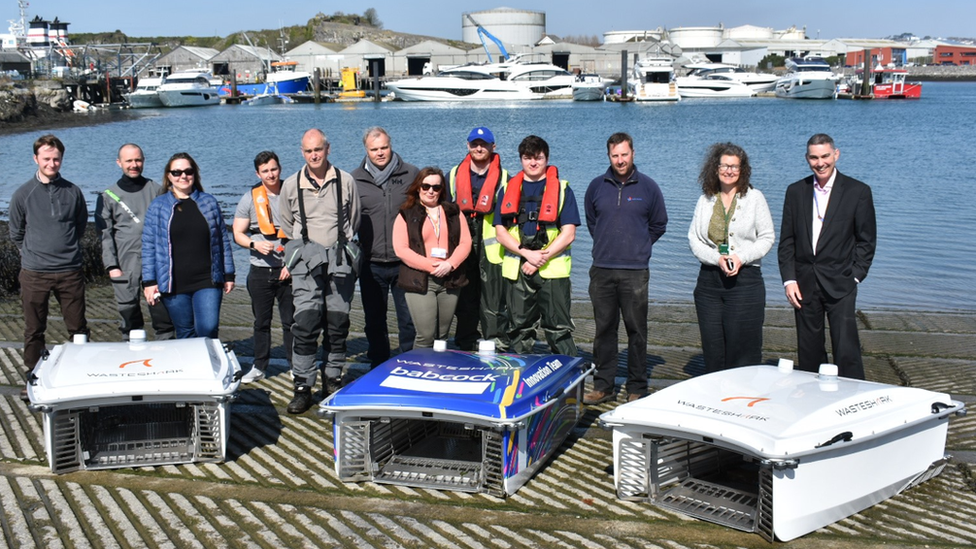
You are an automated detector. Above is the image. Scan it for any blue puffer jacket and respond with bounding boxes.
[141,189,235,293]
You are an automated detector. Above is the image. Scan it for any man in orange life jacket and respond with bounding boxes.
[233,151,295,384]
[493,135,580,357]
[448,127,510,351]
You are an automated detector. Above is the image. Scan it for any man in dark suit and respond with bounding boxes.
[778,133,877,379]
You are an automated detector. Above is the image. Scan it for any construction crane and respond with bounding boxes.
[465,14,509,63]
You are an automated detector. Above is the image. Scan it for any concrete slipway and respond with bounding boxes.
[0,284,972,548]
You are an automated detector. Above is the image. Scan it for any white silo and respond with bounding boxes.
[462,8,546,47]
[667,26,724,49]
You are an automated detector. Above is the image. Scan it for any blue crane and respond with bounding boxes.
[465,14,510,63]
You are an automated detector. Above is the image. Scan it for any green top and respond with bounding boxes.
[707,194,737,247]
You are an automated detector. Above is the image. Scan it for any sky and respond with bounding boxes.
[5,1,974,41]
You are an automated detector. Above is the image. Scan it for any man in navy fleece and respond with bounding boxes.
[583,132,668,404]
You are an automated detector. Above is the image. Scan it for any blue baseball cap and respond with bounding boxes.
[467,127,495,144]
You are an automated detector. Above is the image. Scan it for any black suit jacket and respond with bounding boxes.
[778,170,877,300]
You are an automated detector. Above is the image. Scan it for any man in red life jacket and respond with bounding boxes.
[493,135,580,357]
[448,127,510,351]
[232,151,294,384]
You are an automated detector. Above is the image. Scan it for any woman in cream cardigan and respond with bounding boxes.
[688,143,774,373]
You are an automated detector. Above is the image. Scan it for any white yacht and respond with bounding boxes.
[157,69,222,107]
[676,74,755,98]
[123,76,164,108]
[631,57,680,102]
[571,73,608,101]
[385,59,575,101]
[682,62,778,93]
[774,58,839,100]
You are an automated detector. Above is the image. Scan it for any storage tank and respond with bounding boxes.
[462,8,545,47]
[667,26,723,49]
[775,26,808,40]
[726,25,773,41]
[603,29,665,45]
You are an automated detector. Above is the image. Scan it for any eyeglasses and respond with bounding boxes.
[420,184,443,192]
[718,164,741,172]
[169,168,196,178]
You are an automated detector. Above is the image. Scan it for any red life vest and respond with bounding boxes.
[454,153,502,214]
[251,184,287,239]
[500,165,561,224]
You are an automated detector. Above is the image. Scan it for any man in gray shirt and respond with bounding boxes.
[95,143,174,340]
[232,151,294,384]
[9,134,89,376]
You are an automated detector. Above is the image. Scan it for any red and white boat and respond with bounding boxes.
[849,68,922,99]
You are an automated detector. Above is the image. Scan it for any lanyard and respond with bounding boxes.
[426,206,442,243]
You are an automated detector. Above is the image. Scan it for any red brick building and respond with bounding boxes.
[933,45,976,66]
[845,47,908,67]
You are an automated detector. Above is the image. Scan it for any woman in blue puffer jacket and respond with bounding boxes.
[142,152,235,339]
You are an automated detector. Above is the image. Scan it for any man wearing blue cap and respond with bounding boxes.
[448,127,510,351]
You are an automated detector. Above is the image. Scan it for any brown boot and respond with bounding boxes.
[583,389,615,405]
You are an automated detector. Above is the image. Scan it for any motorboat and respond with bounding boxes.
[571,73,608,101]
[676,74,755,98]
[843,67,922,99]
[385,58,575,101]
[682,62,778,93]
[123,76,164,108]
[321,345,593,497]
[242,92,295,106]
[774,57,839,100]
[599,361,965,541]
[157,69,222,107]
[630,57,680,102]
[219,60,310,96]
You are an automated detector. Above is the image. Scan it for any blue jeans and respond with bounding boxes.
[162,287,222,339]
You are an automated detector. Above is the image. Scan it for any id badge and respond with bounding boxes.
[431,247,448,259]
[718,243,729,255]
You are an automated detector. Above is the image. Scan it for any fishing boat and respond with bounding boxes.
[599,361,965,541]
[774,57,839,100]
[219,60,310,96]
[843,67,922,99]
[157,69,222,107]
[631,57,680,102]
[321,345,592,496]
[123,76,164,108]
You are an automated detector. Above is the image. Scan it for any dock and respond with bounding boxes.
[0,283,973,548]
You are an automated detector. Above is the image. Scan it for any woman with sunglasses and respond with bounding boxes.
[688,143,774,373]
[142,152,235,339]
[392,167,472,348]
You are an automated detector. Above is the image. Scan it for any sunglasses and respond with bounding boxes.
[420,184,443,192]
[169,168,195,178]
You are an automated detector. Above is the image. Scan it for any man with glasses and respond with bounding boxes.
[779,133,876,379]
[493,135,580,356]
[95,143,174,341]
[10,134,89,383]
[352,127,418,366]
[279,129,361,413]
[582,132,668,404]
[447,127,510,351]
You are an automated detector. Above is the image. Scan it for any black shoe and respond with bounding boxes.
[287,387,312,414]
[325,377,343,396]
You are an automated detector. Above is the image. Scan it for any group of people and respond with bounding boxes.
[10,128,875,412]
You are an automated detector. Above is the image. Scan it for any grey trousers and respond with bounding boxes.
[404,277,460,348]
[290,264,355,388]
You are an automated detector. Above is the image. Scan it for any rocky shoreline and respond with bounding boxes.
[0,80,137,136]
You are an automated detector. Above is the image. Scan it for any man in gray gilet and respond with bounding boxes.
[95,143,174,340]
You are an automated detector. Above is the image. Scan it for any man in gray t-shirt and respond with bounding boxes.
[232,151,294,384]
